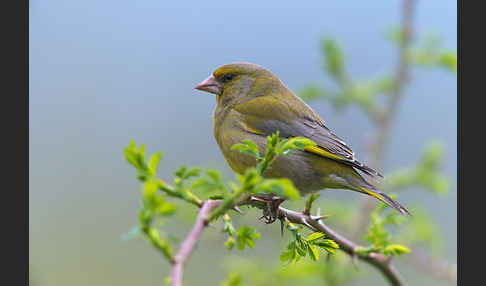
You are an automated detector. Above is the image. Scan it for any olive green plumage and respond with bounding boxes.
[195,62,410,215]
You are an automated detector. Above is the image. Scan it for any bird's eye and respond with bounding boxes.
[223,74,234,82]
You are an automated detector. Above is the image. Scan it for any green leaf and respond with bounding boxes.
[224,237,235,250]
[240,168,262,191]
[157,202,177,216]
[208,194,225,200]
[438,52,457,72]
[138,144,146,160]
[143,180,158,202]
[220,272,243,286]
[148,152,162,175]
[174,166,187,178]
[191,169,227,196]
[231,140,261,159]
[254,178,300,199]
[183,167,202,179]
[384,244,411,256]
[315,239,339,254]
[222,214,236,236]
[321,38,345,79]
[207,169,223,184]
[295,240,307,256]
[306,232,325,242]
[124,140,149,172]
[280,250,294,263]
[307,244,319,261]
[305,193,320,213]
[236,225,261,251]
[276,137,316,155]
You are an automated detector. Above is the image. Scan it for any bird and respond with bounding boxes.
[194,62,410,218]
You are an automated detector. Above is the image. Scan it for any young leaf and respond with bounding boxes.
[306,232,325,242]
[280,250,294,263]
[224,237,235,250]
[148,152,162,175]
[231,140,261,159]
[182,167,202,179]
[307,244,319,261]
[384,244,411,256]
[174,166,187,178]
[254,178,300,199]
[314,239,339,254]
[305,193,320,213]
[236,225,261,250]
[157,202,177,216]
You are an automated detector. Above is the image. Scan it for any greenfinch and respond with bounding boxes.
[195,62,410,215]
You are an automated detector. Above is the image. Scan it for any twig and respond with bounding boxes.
[170,200,221,286]
[283,207,405,286]
[256,202,407,286]
[355,0,417,239]
[170,197,406,286]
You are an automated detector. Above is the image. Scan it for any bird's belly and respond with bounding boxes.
[263,150,329,195]
[214,111,352,196]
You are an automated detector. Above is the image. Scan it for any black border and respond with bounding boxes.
[458,0,482,284]
[3,0,29,285]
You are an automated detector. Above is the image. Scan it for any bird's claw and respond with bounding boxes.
[252,194,286,225]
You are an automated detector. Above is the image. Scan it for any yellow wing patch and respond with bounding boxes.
[304,145,346,161]
[357,186,388,205]
[241,122,266,136]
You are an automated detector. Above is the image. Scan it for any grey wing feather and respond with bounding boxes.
[250,117,384,180]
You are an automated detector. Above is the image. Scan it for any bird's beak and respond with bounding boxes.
[194,75,222,95]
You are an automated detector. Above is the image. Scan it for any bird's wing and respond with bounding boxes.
[234,95,383,179]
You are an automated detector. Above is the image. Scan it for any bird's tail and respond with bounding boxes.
[356,186,411,216]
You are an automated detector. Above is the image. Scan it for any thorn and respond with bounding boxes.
[232,206,243,214]
[280,218,284,237]
[250,196,265,202]
[313,215,330,221]
[300,218,318,232]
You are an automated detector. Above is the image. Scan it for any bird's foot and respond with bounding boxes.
[251,194,286,224]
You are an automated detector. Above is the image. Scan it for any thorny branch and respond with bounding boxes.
[170,197,407,286]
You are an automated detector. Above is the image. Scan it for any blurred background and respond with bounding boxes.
[29,1,456,285]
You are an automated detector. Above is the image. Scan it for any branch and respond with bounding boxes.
[170,197,406,286]
[355,0,417,239]
[170,200,221,286]
[279,207,405,286]
[371,0,416,164]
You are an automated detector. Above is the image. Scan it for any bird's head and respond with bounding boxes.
[195,62,281,107]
